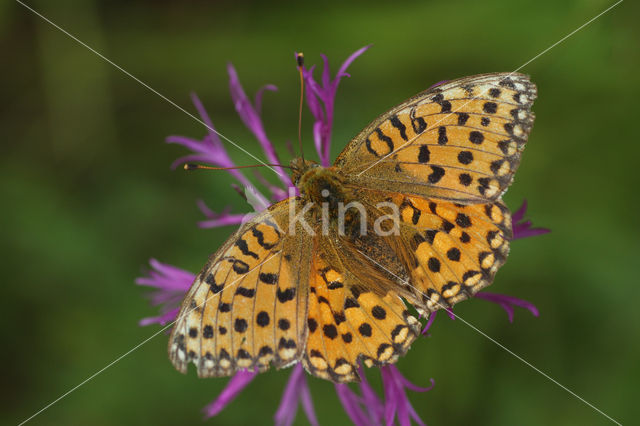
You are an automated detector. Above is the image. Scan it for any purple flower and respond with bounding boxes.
[381,366,435,426]
[138,48,550,424]
[302,45,371,167]
[167,93,254,189]
[336,365,435,426]
[196,200,246,229]
[335,367,387,426]
[136,259,194,326]
[203,369,258,418]
[335,381,377,426]
[475,292,539,322]
[227,64,292,189]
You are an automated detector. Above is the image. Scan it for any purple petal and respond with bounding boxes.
[195,200,248,228]
[380,365,431,426]
[274,364,319,426]
[301,47,370,167]
[512,199,528,223]
[320,54,331,92]
[136,259,195,291]
[275,365,303,426]
[381,367,398,426]
[254,84,278,114]
[138,307,179,326]
[358,367,384,424]
[136,260,196,327]
[446,307,455,320]
[312,121,324,164]
[228,63,264,138]
[399,375,435,393]
[299,374,319,426]
[428,80,449,89]
[513,226,551,239]
[190,92,223,149]
[198,214,247,229]
[166,135,216,157]
[167,97,255,189]
[475,292,539,322]
[421,310,438,335]
[203,370,258,418]
[303,75,324,121]
[196,199,229,218]
[335,384,371,426]
[335,45,372,82]
[227,63,292,189]
[512,200,551,240]
[303,65,324,102]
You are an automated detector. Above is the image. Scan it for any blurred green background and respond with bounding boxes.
[2,0,638,424]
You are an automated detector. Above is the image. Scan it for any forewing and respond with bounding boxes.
[336,73,536,203]
[168,199,312,377]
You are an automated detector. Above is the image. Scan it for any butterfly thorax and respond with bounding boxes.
[297,164,349,209]
[290,157,367,236]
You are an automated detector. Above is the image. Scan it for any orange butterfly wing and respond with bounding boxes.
[302,230,421,383]
[169,200,312,377]
[338,73,535,313]
[337,73,536,203]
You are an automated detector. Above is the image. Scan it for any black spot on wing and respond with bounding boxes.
[235,238,259,259]
[375,127,394,152]
[469,131,484,144]
[428,166,445,183]
[457,113,469,125]
[438,126,448,145]
[206,273,224,294]
[410,106,427,134]
[226,257,249,274]
[277,287,296,303]
[365,138,379,157]
[251,226,278,249]
[418,145,430,163]
[259,273,278,284]
[390,115,408,141]
[457,151,473,165]
[235,287,256,298]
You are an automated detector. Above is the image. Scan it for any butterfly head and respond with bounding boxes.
[290,157,320,186]
[290,159,349,213]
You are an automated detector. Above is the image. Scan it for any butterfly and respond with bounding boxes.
[168,73,536,383]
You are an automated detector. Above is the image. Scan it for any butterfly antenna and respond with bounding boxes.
[184,163,292,171]
[296,52,305,164]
